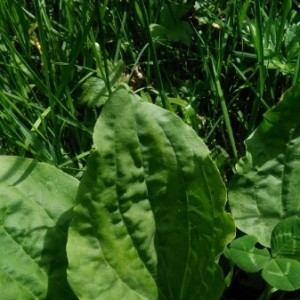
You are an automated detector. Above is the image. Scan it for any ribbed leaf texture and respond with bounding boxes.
[0,156,78,299]
[67,86,235,300]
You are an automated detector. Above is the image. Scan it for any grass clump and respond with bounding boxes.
[1,1,297,171]
[0,0,299,173]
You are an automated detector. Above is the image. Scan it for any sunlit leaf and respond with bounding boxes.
[0,156,78,300]
[67,86,235,300]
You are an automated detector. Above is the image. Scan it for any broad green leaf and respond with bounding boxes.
[150,22,193,47]
[284,23,300,60]
[271,216,300,259]
[80,77,107,107]
[150,3,193,47]
[262,258,300,291]
[159,3,191,27]
[0,156,78,300]
[229,86,300,247]
[229,235,270,273]
[80,60,125,107]
[67,87,235,300]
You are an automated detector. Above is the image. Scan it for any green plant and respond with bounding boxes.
[3,1,300,298]
[0,156,78,299]
[228,217,300,293]
[229,86,300,247]
[228,85,300,297]
[0,87,235,299]
[0,0,96,172]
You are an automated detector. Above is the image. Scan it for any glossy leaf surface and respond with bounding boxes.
[229,86,300,247]
[271,216,300,260]
[229,235,270,273]
[262,258,300,291]
[0,156,78,299]
[67,87,235,300]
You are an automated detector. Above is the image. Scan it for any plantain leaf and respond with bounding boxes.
[229,235,270,273]
[150,22,193,47]
[150,3,193,47]
[271,216,300,260]
[262,258,300,291]
[80,60,125,107]
[0,156,78,300]
[229,86,300,247]
[67,86,235,300]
